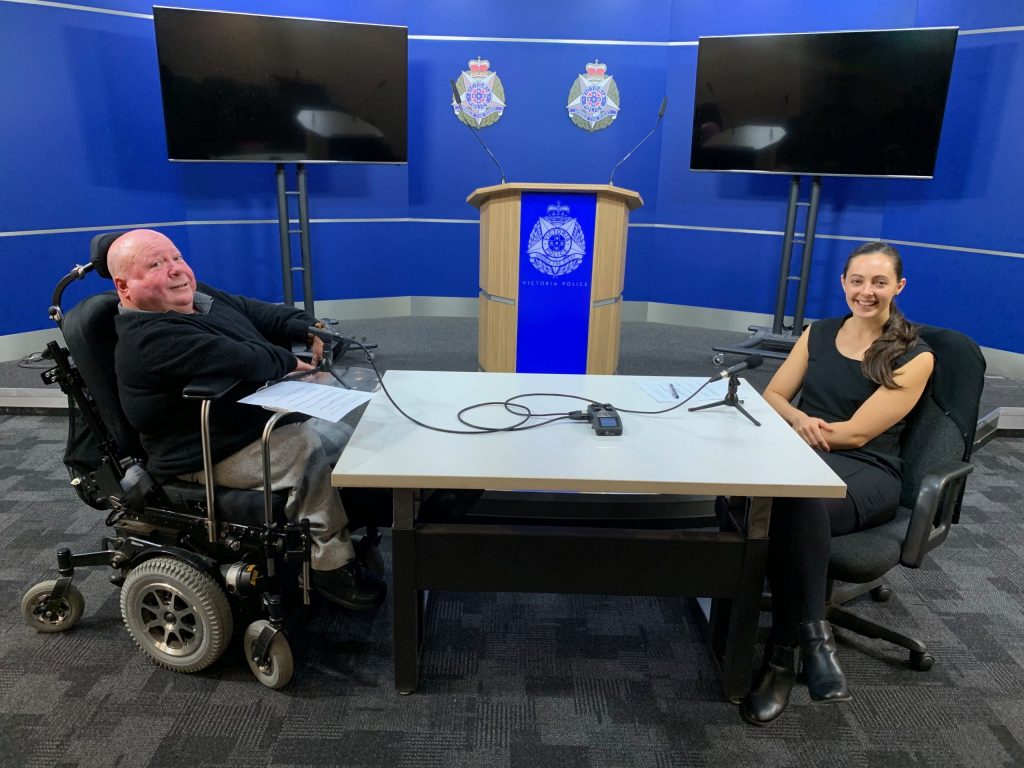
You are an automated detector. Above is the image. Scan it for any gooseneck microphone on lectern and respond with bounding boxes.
[709,354,764,382]
[451,79,506,184]
[608,96,667,186]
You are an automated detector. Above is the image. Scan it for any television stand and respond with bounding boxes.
[712,175,821,364]
[275,164,380,363]
[275,163,315,316]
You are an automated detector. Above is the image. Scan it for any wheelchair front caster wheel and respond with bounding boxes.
[244,620,294,689]
[712,354,725,366]
[21,580,85,633]
[910,652,935,671]
[121,557,233,673]
[870,585,892,602]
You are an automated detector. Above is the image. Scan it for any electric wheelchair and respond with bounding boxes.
[20,233,384,688]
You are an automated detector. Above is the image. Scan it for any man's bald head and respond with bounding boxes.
[109,229,198,313]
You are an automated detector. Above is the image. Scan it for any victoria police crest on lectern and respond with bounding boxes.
[516,193,597,373]
[526,202,587,278]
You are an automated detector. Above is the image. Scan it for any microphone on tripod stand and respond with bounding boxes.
[608,96,667,186]
[451,79,506,184]
[689,354,763,426]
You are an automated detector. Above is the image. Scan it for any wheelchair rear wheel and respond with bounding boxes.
[21,580,85,633]
[120,557,233,673]
[243,620,294,689]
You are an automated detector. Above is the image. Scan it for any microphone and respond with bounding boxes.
[450,79,506,184]
[709,354,763,381]
[608,95,667,186]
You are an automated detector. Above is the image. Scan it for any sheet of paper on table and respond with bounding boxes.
[239,380,376,422]
[635,378,732,404]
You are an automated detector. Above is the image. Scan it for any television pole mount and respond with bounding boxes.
[276,163,315,316]
[711,174,821,364]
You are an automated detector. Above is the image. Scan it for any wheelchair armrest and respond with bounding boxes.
[183,376,243,400]
[900,460,973,568]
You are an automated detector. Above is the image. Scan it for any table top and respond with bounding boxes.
[331,370,846,498]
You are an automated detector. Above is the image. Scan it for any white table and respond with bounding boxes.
[332,370,845,699]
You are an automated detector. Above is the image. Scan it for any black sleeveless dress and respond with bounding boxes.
[799,315,932,527]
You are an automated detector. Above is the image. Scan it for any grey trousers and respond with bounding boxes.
[179,418,355,571]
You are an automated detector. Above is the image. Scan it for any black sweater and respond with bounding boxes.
[114,284,315,477]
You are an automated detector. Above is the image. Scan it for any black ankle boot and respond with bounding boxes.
[740,643,799,725]
[799,620,851,702]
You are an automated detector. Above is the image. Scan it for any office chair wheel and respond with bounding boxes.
[910,652,935,671]
[712,353,726,366]
[243,620,294,689]
[120,557,233,673]
[870,585,892,602]
[21,580,85,633]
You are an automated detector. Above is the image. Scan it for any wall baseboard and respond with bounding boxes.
[4,296,1022,379]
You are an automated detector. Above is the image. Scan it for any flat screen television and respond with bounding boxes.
[690,27,958,178]
[152,7,408,163]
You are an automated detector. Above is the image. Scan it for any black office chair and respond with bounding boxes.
[825,325,986,670]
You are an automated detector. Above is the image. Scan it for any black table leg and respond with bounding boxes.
[718,496,772,702]
[391,488,419,694]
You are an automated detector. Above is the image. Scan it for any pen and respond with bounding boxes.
[669,383,679,399]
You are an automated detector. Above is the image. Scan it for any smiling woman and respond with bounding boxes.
[740,241,935,726]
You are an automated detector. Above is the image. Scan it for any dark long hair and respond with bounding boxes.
[843,242,919,389]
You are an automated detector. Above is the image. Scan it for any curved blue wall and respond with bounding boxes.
[1,0,1021,355]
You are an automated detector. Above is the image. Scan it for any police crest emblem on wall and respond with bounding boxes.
[452,57,506,128]
[567,60,620,132]
[527,202,587,277]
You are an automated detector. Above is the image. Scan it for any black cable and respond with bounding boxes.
[614,379,715,414]
[330,337,547,435]
[306,328,718,434]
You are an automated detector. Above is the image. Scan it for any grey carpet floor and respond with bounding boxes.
[1,317,1023,767]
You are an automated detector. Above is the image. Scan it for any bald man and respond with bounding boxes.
[107,229,385,611]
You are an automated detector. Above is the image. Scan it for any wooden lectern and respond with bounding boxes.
[469,183,643,375]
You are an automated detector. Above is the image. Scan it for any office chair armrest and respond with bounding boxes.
[182,376,243,400]
[900,461,973,568]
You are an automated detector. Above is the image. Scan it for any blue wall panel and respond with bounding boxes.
[408,40,668,219]
[407,0,672,41]
[0,5,183,232]
[916,0,1024,30]
[2,0,1022,356]
[880,33,1024,253]
[669,0,918,40]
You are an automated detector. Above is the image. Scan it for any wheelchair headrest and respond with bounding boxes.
[89,231,128,279]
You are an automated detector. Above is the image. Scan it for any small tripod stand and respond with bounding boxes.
[688,374,761,427]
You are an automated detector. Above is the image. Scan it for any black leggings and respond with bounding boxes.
[767,453,901,647]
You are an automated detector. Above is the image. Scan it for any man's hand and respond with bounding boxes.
[790,412,834,451]
[294,358,316,372]
[310,335,324,366]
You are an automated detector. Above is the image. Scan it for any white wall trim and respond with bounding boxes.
[6,297,1021,379]
[7,218,1022,261]
[5,0,1021,41]
[2,0,151,18]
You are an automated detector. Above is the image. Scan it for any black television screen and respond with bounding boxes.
[690,27,958,178]
[152,7,408,163]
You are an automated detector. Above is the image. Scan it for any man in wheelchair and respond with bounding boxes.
[106,228,385,611]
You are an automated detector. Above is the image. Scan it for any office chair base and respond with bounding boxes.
[825,603,933,670]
